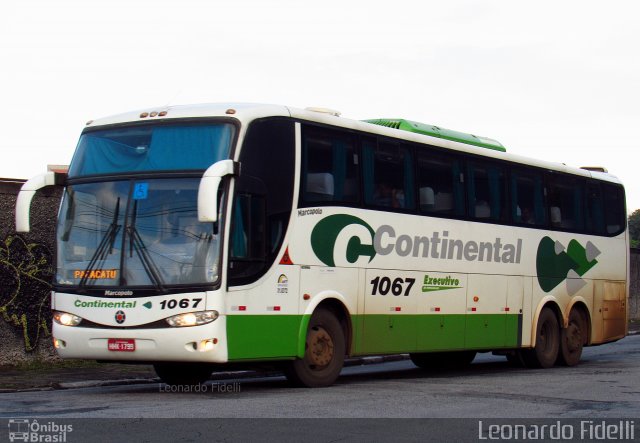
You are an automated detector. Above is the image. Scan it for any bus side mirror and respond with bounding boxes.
[15,171,67,233]
[198,160,239,223]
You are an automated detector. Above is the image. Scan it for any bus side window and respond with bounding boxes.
[511,170,546,226]
[301,127,359,205]
[467,161,507,222]
[416,151,461,216]
[586,182,605,234]
[547,174,585,231]
[363,139,414,210]
[306,173,334,201]
[603,183,625,235]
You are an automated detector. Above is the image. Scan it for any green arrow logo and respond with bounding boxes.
[536,236,600,293]
[143,302,152,309]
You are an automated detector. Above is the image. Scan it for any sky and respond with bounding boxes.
[1,0,639,211]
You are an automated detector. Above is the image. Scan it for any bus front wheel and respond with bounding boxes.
[522,307,560,369]
[284,309,345,388]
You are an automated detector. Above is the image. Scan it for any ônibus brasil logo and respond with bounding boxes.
[536,236,600,294]
[310,214,523,267]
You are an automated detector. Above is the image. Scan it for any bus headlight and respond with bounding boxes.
[165,310,219,327]
[53,311,83,327]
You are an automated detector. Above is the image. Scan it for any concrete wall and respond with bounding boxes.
[0,180,62,365]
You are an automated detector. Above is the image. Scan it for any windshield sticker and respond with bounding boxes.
[74,269,117,279]
[133,183,149,200]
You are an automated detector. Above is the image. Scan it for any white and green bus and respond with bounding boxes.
[16,103,628,387]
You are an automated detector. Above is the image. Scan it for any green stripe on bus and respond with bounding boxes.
[354,314,520,354]
[226,313,521,360]
[226,315,303,360]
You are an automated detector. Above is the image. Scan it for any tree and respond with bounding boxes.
[629,209,640,248]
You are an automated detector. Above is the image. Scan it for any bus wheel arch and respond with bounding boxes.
[285,304,347,387]
[529,299,562,348]
[566,301,591,346]
[522,302,561,369]
[297,295,353,358]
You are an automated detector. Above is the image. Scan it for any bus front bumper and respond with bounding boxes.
[51,316,229,363]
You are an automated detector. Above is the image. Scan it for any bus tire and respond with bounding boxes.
[557,309,586,366]
[284,309,345,388]
[522,307,560,369]
[154,362,213,386]
[410,351,476,369]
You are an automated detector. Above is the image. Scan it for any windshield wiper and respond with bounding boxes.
[127,200,166,292]
[78,198,121,291]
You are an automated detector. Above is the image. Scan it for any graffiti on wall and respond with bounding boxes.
[0,234,53,351]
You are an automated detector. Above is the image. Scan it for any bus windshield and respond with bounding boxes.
[56,178,221,289]
[68,122,235,177]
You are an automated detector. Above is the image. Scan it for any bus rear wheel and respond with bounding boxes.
[410,351,476,369]
[284,309,345,388]
[557,309,586,366]
[154,362,213,386]
[522,307,560,369]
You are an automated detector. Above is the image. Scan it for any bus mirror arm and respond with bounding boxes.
[198,160,239,223]
[15,171,67,233]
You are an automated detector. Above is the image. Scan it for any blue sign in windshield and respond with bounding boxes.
[68,123,235,177]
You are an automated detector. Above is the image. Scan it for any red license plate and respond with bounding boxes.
[107,338,136,352]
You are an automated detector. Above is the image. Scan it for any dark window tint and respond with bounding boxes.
[603,183,626,235]
[511,170,546,226]
[547,174,585,231]
[416,151,464,216]
[363,139,415,210]
[467,161,507,222]
[229,119,295,285]
[586,182,605,234]
[302,127,359,204]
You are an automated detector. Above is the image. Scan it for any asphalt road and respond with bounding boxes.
[2,336,639,441]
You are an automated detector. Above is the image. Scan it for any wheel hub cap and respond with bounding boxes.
[308,327,334,367]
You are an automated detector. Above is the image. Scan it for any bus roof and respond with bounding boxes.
[364,119,506,152]
[83,102,623,186]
